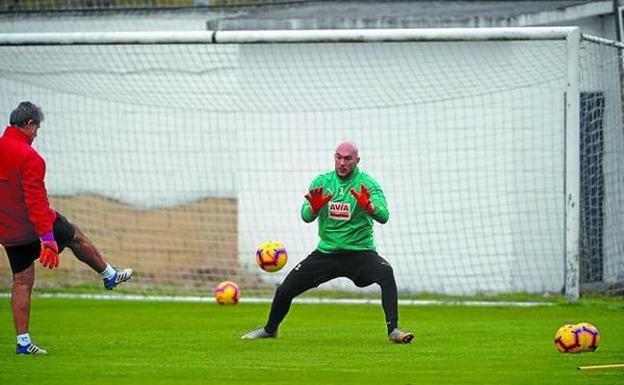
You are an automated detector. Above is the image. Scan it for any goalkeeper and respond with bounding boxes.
[242,141,414,343]
[0,101,133,355]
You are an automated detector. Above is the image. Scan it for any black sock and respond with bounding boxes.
[387,321,398,335]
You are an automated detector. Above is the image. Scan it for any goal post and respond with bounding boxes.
[565,28,581,302]
[0,27,622,301]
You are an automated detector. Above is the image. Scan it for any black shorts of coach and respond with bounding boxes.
[3,212,76,274]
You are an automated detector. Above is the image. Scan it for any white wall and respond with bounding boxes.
[0,6,616,39]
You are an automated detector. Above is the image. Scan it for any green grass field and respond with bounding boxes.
[1,297,623,385]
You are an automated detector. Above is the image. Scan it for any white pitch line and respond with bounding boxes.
[0,292,553,306]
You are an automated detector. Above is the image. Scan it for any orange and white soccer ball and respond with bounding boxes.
[214,281,240,305]
[554,322,600,353]
[256,240,288,272]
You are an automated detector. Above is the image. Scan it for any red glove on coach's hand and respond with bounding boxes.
[350,184,374,214]
[39,232,60,269]
[305,187,333,214]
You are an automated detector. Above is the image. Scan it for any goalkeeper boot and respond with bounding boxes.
[241,328,276,340]
[103,268,133,290]
[16,343,47,355]
[388,328,414,344]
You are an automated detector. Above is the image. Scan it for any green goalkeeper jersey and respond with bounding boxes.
[301,167,389,253]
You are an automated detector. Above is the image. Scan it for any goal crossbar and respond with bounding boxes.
[0,27,581,45]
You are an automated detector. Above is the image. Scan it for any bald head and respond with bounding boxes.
[335,141,358,156]
[334,140,360,178]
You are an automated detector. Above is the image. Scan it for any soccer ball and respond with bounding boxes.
[554,324,583,353]
[575,322,600,352]
[256,240,288,272]
[214,281,240,305]
[554,322,601,353]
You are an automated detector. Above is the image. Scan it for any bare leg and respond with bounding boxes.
[12,264,35,334]
[68,226,107,273]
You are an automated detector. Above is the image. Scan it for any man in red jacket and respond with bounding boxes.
[1,101,133,355]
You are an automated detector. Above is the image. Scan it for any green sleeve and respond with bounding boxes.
[367,179,389,224]
[301,201,316,223]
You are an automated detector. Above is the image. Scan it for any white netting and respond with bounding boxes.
[0,30,622,297]
[578,39,624,294]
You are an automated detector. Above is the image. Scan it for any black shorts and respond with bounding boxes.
[4,212,75,274]
[285,249,394,290]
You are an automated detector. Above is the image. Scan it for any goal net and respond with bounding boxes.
[0,28,622,299]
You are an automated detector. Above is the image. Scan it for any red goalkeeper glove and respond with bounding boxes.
[350,184,374,214]
[305,187,333,214]
[39,232,60,269]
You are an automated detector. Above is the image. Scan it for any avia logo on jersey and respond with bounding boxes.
[328,201,351,220]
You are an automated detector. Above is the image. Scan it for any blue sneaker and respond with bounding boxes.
[103,268,133,290]
[16,343,47,355]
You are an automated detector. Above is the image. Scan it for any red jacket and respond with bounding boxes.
[0,126,56,247]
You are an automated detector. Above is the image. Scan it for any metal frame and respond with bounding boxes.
[0,27,578,45]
